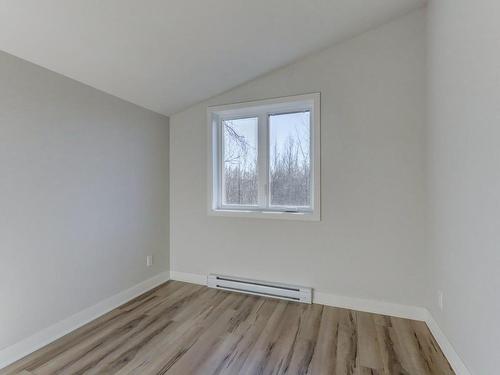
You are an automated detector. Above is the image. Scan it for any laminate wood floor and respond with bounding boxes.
[1,281,454,375]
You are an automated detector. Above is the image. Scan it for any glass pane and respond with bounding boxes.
[269,111,311,207]
[222,117,258,205]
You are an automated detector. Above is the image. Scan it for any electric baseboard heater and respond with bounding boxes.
[207,274,312,304]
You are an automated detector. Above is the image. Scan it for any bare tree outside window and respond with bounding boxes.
[222,112,311,208]
[269,111,311,207]
[222,117,258,205]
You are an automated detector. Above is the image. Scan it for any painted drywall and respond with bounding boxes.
[427,1,500,374]
[0,0,424,115]
[0,51,170,350]
[170,10,427,307]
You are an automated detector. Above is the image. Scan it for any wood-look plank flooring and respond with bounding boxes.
[1,281,455,375]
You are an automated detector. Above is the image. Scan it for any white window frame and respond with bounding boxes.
[207,93,320,221]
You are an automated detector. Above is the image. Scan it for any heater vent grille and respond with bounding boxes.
[207,274,312,304]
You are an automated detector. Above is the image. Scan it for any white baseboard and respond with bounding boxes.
[170,271,207,285]
[171,271,470,375]
[314,290,428,321]
[170,271,427,320]
[0,271,170,370]
[424,312,471,375]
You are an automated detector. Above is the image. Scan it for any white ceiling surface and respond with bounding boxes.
[0,0,424,115]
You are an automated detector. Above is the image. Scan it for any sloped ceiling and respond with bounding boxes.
[0,0,424,115]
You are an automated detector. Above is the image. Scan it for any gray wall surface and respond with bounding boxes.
[0,51,170,350]
[427,0,500,373]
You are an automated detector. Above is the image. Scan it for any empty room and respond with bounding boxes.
[0,0,498,374]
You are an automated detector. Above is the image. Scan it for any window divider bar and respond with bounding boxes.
[218,117,224,208]
[257,113,268,209]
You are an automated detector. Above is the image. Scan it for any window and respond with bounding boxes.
[208,93,320,220]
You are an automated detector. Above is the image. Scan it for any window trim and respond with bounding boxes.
[207,93,321,221]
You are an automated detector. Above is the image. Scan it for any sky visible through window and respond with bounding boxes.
[269,111,310,171]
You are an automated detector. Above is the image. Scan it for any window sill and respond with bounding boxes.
[208,208,320,221]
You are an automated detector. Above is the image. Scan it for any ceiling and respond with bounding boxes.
[0,0,424,115]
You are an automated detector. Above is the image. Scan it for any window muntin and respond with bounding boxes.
[208,94,320,220]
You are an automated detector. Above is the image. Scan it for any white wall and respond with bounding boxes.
[0,51,170,350]
[427,1,500,374]
[170,10,427,307]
